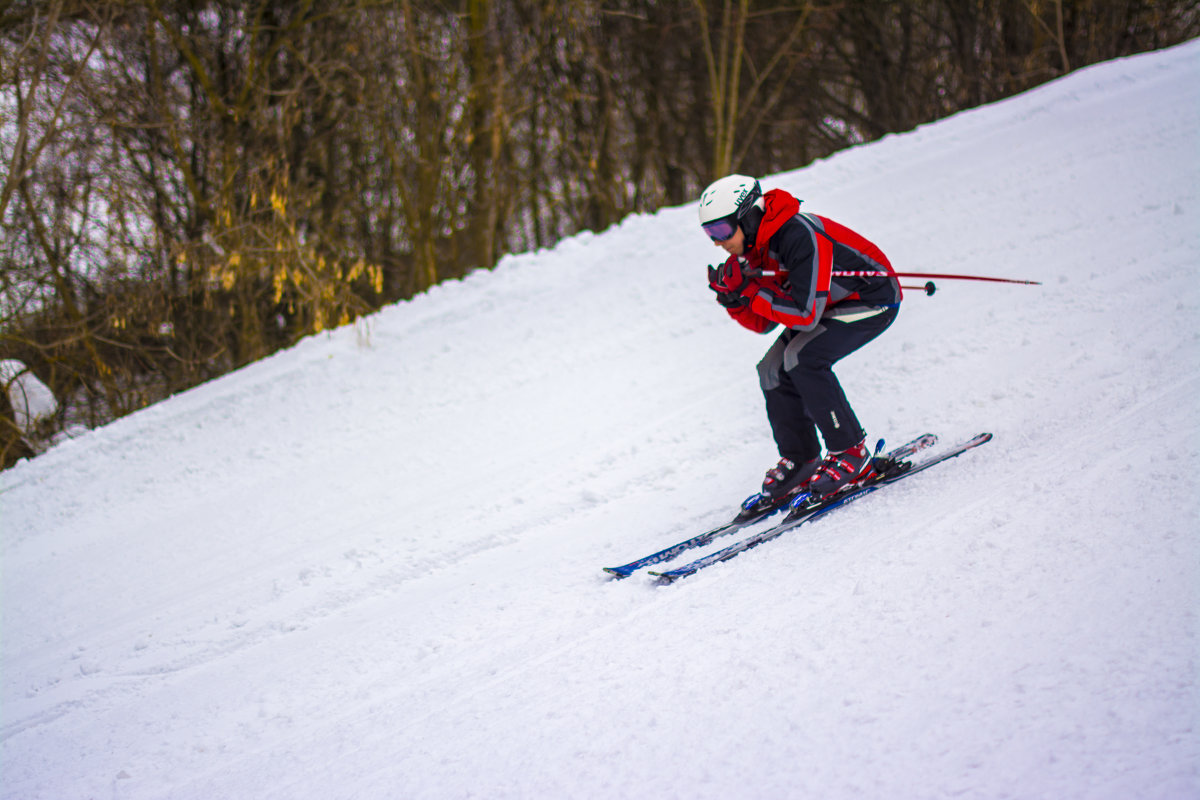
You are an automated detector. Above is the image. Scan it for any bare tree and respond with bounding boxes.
[3,0,1197,467]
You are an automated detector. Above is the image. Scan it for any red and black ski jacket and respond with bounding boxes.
[721,189,902,334]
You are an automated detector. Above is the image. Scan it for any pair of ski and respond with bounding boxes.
[603,432,993,584]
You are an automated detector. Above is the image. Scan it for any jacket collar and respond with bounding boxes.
[751,189,801,253]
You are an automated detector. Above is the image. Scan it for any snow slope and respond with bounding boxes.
[3,41,1199,800]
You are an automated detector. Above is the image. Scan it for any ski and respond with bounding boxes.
[648,432,993,584]
[602,433,939,579]
[602,518,748,579]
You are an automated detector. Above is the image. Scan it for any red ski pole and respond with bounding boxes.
[892,271,1041,286]
[836,270,1041,297]
[751,267,1040,296]
[834,269,1041,286]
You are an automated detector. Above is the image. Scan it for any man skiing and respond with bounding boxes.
[698,174,902,517]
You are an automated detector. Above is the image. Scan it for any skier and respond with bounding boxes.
[698,174,902,515]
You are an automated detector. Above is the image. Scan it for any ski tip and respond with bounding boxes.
[647,571,678,585]
[602,567,632,579]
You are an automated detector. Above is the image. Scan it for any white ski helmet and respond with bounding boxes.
[698,174,763,241]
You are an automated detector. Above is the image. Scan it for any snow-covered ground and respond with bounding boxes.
[3,41,1199,800]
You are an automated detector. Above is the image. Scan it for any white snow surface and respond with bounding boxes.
[3,42,1199,800]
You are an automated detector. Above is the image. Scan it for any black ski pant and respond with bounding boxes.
[756,305,899,461]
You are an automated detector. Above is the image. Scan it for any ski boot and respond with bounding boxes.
[807,439,875,499]
[734,456,819,524]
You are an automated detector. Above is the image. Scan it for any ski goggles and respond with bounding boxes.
[701,214,738,242]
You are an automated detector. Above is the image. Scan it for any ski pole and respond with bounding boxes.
[896,271,1040,286]
[743,267,1037,297]
[754,267,1040,286]
[836,270,1042,286]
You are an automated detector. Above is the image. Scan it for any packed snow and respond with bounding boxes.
[3,41,1198,800]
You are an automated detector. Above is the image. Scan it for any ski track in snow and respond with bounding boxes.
[2,41,1199,800]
